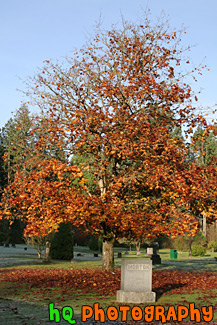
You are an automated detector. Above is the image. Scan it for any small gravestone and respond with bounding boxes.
[147,247,153,256]
[4,243,9,247]
[94,253,98,257]
[117,259,156,303]
[117,252,122,258]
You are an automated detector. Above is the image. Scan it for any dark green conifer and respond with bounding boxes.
[50,223,74,260]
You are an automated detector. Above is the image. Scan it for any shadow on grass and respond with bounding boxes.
[155,283,186,301]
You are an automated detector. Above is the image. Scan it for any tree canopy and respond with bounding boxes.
[0,14,216,271]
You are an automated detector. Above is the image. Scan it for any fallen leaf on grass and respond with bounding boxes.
[1,268,217,305]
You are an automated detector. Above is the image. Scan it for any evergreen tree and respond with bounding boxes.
[0,140,7,197]
[191,126,217,166]
[0,105,34,243]
[170,126,184,140]
[1,104,33,182]
[50,223,74,260]
[190,125,217,238]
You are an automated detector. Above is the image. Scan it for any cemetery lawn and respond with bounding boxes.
[1,251,217,323]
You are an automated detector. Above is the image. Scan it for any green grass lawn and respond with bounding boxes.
[1,247,217,323]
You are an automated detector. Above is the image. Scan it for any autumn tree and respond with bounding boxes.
[0,156,85,234]
[1,14,214,271]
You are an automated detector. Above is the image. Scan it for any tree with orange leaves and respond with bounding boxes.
[1,14,215,271]
[0,157,85,236]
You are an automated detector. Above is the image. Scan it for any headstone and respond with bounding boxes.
[147,247,153,256]
[151,242,161,265]
[151,254,161,265]
[4,243,9,247]
[116,259,156,303]
[117,252,122,258]
[94,253,98,257]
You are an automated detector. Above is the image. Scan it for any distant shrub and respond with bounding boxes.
[208,241,217,252]
[191,245,206,256]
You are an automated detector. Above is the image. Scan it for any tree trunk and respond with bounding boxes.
[202,212,207,238]
[189,242,192,260]
[189,249,191,260]
[44,241,50,261]
[102,237,115,272]
[136,241,141,256]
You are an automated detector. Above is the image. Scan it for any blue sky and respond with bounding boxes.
[0,0,216,128]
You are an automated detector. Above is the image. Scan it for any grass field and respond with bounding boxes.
[1,247,217,324]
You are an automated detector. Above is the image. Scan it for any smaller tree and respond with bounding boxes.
[0,157,84,237]
[24,235,47,259]
[50,223,74,260]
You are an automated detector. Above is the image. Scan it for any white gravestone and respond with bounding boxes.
[147,247,153,256]
[116,259,156,303]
